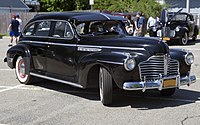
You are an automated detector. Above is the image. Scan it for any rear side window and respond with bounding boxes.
[53,21,73,39]
[34,21,51,36]
[24,23,35,36]
[24,21,51,37]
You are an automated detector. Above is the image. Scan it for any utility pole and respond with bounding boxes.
[89,0,94,10]
[186,0,190,13]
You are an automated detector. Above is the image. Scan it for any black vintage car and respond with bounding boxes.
[5,12,196,105]
[149,9,199,45]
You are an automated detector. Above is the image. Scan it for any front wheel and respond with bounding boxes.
[99,67,113,105]
[179,32,188,45]
[160,88,176,96]
[15,56,33,84]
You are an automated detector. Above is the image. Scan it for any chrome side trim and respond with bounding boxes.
[77,47,102,52]
[30,72,83,88]
[20,41,145,51]
[97,60,123,65]
[78,45,145,51]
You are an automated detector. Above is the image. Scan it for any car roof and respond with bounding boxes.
[29,12,127,23]
[168,12,192,16]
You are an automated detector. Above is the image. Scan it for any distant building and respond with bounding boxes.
[24,0,40,12]
[157,0,200,14]
[0,0,30,13]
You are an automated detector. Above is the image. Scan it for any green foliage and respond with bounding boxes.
[76,0,90,10]
[39,0,76,12]
[133,0,163,17]
[93,0,166,17]
[38,0,166,18]
[39,0,90,12]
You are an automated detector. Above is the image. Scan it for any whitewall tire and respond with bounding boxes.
[15,56,31,84]
[99,67,113,105]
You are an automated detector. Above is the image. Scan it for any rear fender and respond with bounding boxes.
[6,44,31,72]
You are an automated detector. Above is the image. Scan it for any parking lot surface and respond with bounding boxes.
[0,37,199,125]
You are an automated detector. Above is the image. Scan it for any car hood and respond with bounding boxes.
[167,21,187,29]
[79,35,169,56]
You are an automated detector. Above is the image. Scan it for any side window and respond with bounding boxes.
[23,23,35,36]
[53,21,73,39]
[34,21,51,36]
[189,15,194,21]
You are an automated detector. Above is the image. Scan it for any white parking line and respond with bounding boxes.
[0,84,24,93]
[0,69,14,71]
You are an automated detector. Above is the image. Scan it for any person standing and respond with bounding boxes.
[136,12,146,37]
[7,14,20,46]
[147,16,157,37]
[133,12,140,36]
[16,14,22,38]
[125,15,134,35]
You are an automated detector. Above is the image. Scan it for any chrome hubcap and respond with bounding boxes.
[18,60,26,78]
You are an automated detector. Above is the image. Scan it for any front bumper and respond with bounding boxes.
[123,74,196,92]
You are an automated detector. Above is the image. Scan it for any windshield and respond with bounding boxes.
[168,14,187,21]
[75,20,126,36]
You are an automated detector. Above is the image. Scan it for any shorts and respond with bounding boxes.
[9,31,19,37]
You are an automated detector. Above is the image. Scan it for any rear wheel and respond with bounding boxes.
[160,88,176,96]
[192,34,197,41]
[15,56,33,84]
[99,67,113,105]
[179,32,188,45]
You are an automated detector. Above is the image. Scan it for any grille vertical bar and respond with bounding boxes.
[139,55,179,81]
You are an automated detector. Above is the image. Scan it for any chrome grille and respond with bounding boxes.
[139,55,179,81]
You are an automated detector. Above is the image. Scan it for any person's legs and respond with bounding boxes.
[14,31,20,44]
[9,31,14,46]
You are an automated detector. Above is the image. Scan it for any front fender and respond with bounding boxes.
[78,52,143,89]
[169,48,191,76]
[176,27,188,37]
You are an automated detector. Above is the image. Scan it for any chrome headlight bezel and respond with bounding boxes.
[152,27,157,32]
[175,26,180,32]
[185,52,194,65]
[124,58,136,71]
[157,30,162,37]
[170,30,176,37]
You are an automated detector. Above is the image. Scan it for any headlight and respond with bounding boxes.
[124,58,136,71]
[152,27,157,32]
[157,30,162,37]
[170,30,175,37]
[175,26,180,32]
[185,53,194,65]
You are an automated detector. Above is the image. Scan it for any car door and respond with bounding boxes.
[23,21,51,75]
[46,21,77,82]
[187,15,195,36]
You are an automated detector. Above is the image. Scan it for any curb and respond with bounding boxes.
[2,36,10,39]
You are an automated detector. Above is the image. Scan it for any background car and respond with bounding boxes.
[149,9,199,45]
[5,12,196,105]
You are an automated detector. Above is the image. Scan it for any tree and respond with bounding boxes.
[76,0,91,10]
[39,0,76,12]
[93,0,166,17]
